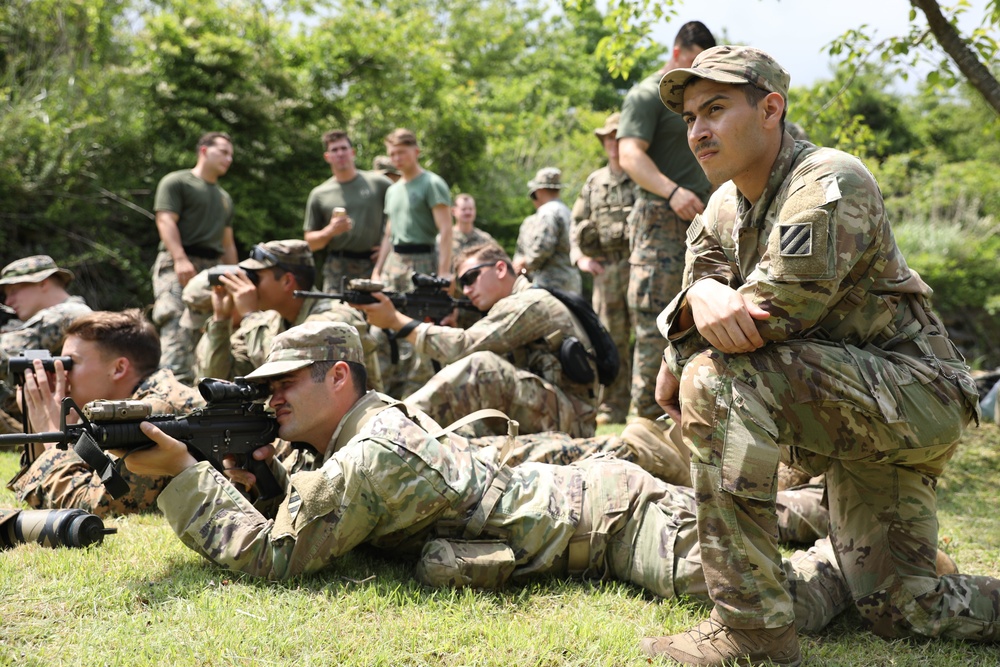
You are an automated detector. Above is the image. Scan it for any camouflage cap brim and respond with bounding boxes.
[238,258,274,271]
[244,358,315,381]
[0,267,74,286]
[659,68,751,113]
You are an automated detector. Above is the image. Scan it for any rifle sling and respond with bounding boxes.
[73,432,132,500]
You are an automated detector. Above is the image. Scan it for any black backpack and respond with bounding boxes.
[540,287,620,386]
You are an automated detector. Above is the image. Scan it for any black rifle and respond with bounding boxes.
[295,273,481,326]
[0,377,282,501]
[0,508,116,550]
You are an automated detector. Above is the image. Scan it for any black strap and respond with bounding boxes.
[73,432,131,500]
[396,319,422,339]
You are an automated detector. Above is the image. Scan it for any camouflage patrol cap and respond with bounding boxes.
[0,255,74,287]
[658,45,790,114]
[594,112,621,138]
[244,321,365,380]
[527,167,564,194]
[372,155,399,176]
[239,240,314,271]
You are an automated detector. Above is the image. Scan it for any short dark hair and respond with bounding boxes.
[309,359,367,397]
[322,130,352,150]
[674,21,715,51]
[271,264,316,291]
[743,84,787,126]
[64,309,160,379]
[197,132,233,150]
[454,241,512,274]
[385,128,418,147]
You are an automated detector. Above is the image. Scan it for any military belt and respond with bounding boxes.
[393,244,434,254]
[182,245,222,259]
[331,249,372,260]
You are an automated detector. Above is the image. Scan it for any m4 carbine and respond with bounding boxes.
[0,378,282,500]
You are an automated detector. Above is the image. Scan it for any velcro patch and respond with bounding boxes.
[779,223,812,256]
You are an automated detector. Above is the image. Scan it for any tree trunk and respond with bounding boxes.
[910,0,1000,115]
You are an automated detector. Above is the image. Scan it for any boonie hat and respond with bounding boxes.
[244,321,365,381]
[0,255,74,287]
[594,112,621,138]
[372,155,400,176]
[239,240,314,272]
[527,167,564,194]
[658,45,790,114]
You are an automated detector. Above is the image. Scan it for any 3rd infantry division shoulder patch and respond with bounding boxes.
[779,223,812,256]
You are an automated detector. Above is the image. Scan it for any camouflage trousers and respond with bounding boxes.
[380,249,437,293]
[592,251,632,422]
[8,448,170,517]
[320,254,376,293]
[627,199,687,420]
[404,351,596,438]
[151,251,220,385]
[679,340,998,641]
[565,458,849,634]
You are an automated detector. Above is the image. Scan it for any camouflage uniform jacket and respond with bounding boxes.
[660,134,957,377]
[412,275,598,411]
[156,391,582,580]
[8,367,204,515]
[513,200,581,292]
[197,298,381,389]
[0,296,92,365]
[570,166,635,263]
[450,227,496,256]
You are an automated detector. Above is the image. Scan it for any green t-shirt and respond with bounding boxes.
[303,170,393,252]
[617,73,711,201]
[384,170,451,245]
[153,169,234,254]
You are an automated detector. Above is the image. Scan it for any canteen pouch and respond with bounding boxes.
[559,336,596,385]
[415,538,516,589]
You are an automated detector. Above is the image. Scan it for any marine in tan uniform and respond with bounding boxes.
[7,310,202,516]
[359,242,598,437]
[571,113,636,424]
[194,240,381,391]
[0,255,92,432]
[643,45,996,665]
[512,168,581,293]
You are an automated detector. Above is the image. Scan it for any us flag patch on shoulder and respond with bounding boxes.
[778,223,812,256]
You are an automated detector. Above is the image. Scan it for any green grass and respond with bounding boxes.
[1,423,999,666]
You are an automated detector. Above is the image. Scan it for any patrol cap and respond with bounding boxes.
[0,255,74,287]
[238,240,314,272]
[244,321,365,381]
[594,112,620,138]
[658,45,790,114]
[372,155,399,176]
[527,167,564,194]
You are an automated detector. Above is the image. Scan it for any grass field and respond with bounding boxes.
[1,423,998,666]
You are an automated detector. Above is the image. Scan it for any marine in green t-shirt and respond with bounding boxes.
[302,130,393,291]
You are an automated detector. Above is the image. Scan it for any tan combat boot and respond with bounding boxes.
[620,417,691,486]
[640,609,801,666]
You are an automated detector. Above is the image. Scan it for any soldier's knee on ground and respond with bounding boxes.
[620,417,691,486]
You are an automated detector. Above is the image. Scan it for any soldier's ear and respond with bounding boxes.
[110,356,131,381]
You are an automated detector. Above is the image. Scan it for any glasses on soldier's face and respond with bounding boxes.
[457,262,498,288]
[529,191,538,201]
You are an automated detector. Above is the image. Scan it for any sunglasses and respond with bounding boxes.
[249,244,282,266]
[457,262,497,288]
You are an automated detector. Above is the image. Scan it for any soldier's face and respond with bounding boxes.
[61,335,119,407]
[386,143,419,173]
[202,138,234,177]
[254,267,287,311]
[681,79,771,188]
[601,133,618,161]
[457,257,505,311]
[267,367,335,446]
[453,199,476,225]
[3,281,48,320]
[324,138,356,172]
